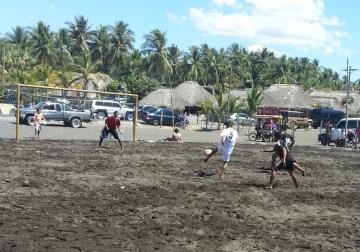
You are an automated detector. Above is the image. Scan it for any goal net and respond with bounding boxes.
[4,84,138,142]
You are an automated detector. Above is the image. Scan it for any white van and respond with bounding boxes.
[91,100,133,120]
[330,118,360,141]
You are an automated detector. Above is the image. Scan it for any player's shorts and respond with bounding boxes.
[216,142,235,162]
[101,127,119,140]
[275,158,295,171]
[35,123,41,131]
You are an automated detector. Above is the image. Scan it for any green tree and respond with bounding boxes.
[141,29,171,83]
[6,26,29,49]
[200,98,214,130]
[121,73,160,99]
[110,21,135,75]
[246,86,263,116]
[30,21,53,65]
[90,25,111,73]
[67,15,92,55]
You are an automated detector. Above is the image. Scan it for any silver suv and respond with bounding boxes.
[91,100,133,120]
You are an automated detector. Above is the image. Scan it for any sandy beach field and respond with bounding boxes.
[0,139,359,251]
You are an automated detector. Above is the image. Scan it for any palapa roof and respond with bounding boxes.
[139,88,190,110]
[310,90,360,114]
[173,81,217,107]
[261,84,313,109]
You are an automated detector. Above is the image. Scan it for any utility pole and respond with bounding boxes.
[225,67,232,122]
[342,59,358,142]
[2,42,5,98]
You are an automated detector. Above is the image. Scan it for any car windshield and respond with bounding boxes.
[147,107,159,113]
[34,102,46,109]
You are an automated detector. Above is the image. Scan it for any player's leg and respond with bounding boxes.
[293,162,305,176]
[204,145,218,162]
[99,127,107,147]
[288,170,299,188]
[219,161,228,180]
[111,129,122,149]
[265,153,277,189]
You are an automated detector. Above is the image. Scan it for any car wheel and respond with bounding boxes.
[98,111,106,120]
[153,120,159,126]
[26,116,35,126]
[71,118,82,128]
[175,122,182,128]
[126,112,134,121]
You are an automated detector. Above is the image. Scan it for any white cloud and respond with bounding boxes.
[49,3,57,11]
[188,0,349,54]
[212,0,241,9]
[166,11,185,26]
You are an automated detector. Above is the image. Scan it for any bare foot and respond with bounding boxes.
[301,169,306,176]
[264,185,273,189]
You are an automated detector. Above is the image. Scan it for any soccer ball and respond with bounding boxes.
[204,149,212,155]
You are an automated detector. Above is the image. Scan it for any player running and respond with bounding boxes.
[99,111,123,149]
[33,108,46,140]
[204,121,238,180]
[263,132,305,189]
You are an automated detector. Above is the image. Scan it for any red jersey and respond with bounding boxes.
[105,116,121,129]
[356,127,360,137]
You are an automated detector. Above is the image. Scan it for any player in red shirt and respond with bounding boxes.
[98,111,123,148]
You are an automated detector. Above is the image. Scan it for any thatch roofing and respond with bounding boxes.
[173,81,217,106]
[140,81,217,110]
[139,88,190,110]
[261,84,313,109]
[310,91,360,114]
[230,89,251,100]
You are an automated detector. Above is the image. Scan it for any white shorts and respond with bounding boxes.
[216,143,235,162]
[35,123,41,131]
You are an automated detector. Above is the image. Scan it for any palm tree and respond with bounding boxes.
[73,53,96,99]
[52,28,73,68]
[185,45,202,82]
[30,21,53,65]
[246,86,263,116]
[110,21,135,75]
[6,26,29,49]
[67,15,92,55]
[90,25,111,73]
[141,29,171,83]
[167,44,181,83]
[200,98,214,130]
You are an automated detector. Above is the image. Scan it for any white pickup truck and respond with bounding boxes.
[90,100,134,120]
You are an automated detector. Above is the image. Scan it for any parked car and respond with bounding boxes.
[311,108,345,129]
[318,118,360,146]
[229,112,256,125]
[18,101,91,128]
[143,108,188,127]
[138,105,159,120]
[91,100,133,120]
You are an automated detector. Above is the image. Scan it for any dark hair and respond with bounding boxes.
[114,111,119,115]
[273,131,281,140]
[174,128,179,133]
[36,108,41,112]
[224,121,234,128]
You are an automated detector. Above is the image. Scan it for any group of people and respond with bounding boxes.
[33,108,304,189]
[204,121,305,189]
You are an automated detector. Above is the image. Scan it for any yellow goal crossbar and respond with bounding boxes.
[15,84,138,142]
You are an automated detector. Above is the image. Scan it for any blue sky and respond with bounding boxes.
[1,0,359,80]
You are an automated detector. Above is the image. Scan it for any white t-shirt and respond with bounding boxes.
[220,127,238,146]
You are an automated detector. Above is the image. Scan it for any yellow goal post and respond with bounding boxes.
[15,84,138,142]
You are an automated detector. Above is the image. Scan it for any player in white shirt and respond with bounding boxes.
[204,121,238,179]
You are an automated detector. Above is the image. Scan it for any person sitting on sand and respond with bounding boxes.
[263,132,305,189]
[204,121,238,180]
[164,128,183,142]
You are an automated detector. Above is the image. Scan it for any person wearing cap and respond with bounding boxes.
[99,111,123,148]
[263,131,305,189]
[204,121,238,180]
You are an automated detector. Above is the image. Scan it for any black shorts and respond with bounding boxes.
[275,158,296,171]
[101,127,119,140]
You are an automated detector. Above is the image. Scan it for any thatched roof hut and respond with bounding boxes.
[139,88,190,110]
[261,84,313,109]
[230,89,251,100]
[310,91,360,114]
[173,81,217,107]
